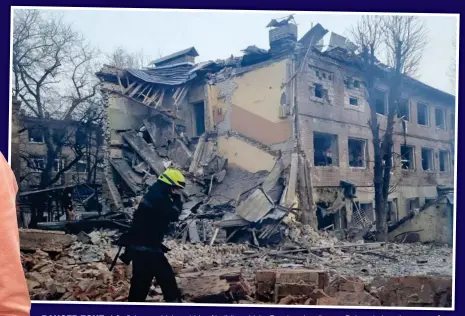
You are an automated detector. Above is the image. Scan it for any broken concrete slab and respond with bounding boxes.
[236,189,273,223]
[206,156,227,176]
[188,220,201,244]
[167,139,193,170]
[262,158,285,200]
[218,213,249,228]
[121,130,166,175]
[216,169,227,183]
[189,134,206,173]
[283,153,298,207]
[143,115,173,148]
[19,229,73,252]
[208,167,268,207]
[110,158,143,194]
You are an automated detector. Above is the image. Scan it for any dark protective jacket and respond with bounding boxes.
[125,181,182,249]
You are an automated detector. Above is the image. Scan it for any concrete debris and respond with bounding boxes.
[21,225,452,306]
[19,229,73,253]
[370,275,452,307]
[121,130,166,176]
[236,189,273,223]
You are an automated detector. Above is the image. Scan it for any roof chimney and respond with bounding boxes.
[267,15,298,50]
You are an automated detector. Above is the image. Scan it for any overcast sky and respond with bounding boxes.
[28,9,459,95]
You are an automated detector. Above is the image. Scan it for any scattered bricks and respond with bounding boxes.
[177,275,230,303]
[256,281,274,300]
[26,279,41,292]
[27,271,47,285]
[373,276,452,307]
[317,292,381,306]
[256,270,277,283]
[275,269,328,288]
[274,283,316,303]
[338,291,381,306]
[112,265,127,282]
[310,288,331,301]
[255,270,277,299]
[256,269,330,302]
[317,296,340,305]
[329,275,365,293]
[278,295,295,305]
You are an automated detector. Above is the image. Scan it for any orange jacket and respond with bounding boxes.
[0,152,31,315]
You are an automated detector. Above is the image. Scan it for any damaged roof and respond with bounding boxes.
[98,61,218,86]
[149,47,199,66]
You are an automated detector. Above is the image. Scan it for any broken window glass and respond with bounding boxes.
[348,138,367,168]
[349,97,359,106]
[359,203,374,222]
[425,198,435,205]
[397,98,410,121]
[435,107,446,130]
[400,145,415,170]
[194,102,205,136]
[76,129,88,146]
[314,84,324,99]
[52,129,67,144]
[421,148,434,171]
[28,128,44,143]
[387,199,398,223]
[53,159,64,172]
[417,103,429,126]
[313,132,338,166]
[439,151,450,172]
[76,160,88,173]
[353,80,360,88]
[374,89,387,115]
[408,198,420,211]
[316,202,337,230]
[30,156,45,171]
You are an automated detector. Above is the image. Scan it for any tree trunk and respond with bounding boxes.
[368,81,389,241]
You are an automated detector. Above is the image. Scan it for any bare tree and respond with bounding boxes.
[13,9,102,226]
[350,15,428,240]
[107,46,152,69]
[13,9,101,188]
[448,37,457,94]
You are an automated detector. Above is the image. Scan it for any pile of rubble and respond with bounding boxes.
[20,225,453,306]
[95,102,302,250]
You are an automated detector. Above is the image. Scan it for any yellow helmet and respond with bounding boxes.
[158,168,186,189]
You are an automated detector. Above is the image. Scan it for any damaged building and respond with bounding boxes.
[96,18,455,241]
[14,100,105,227]
[18,115,104,191]
[18,16,455,306]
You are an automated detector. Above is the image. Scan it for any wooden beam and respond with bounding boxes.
[138,84,151,100]
[117,76,124,93]
[155,89,165,108]
[122,81,136,95]
[128,83,144,98]
[143,86,154,104]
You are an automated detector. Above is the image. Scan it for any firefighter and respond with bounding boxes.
[124,168,185,302]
